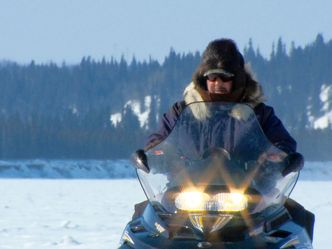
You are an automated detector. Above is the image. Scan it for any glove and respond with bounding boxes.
[132,149,149,173]
[282,152,304,176]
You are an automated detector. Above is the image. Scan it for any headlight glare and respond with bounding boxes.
[175,191,248,212]
[175,191,210,211]
[213,192,248,211]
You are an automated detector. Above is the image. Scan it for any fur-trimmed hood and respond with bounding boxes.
[184,64,265,108]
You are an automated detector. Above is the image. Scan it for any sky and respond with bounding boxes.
[1,0,332,64]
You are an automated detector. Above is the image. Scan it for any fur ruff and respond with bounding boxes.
[183,64,265,120]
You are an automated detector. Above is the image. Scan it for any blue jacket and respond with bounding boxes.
[145,101,296,154]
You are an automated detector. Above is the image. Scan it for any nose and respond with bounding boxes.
[214,77,226,84]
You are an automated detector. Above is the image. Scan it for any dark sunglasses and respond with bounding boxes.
[205,73,234,82]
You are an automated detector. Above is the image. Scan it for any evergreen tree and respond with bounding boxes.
[0,35,332,159]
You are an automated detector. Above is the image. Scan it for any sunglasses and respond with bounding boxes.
[205,73,234,82]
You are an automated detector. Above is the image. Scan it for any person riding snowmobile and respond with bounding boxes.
[134,38,314,241]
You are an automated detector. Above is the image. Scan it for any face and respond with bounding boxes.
[206,73,233,95]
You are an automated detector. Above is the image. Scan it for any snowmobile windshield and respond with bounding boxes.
[136,102,299,214]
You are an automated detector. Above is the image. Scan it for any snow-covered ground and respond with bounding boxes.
[0,159,136,179]
[0,179,145,249]
[0,161,330,248]
[0,159,331,180]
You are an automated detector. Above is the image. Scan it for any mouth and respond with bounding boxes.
[212,87,229,94]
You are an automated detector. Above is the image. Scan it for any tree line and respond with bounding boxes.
[0,34,331,160]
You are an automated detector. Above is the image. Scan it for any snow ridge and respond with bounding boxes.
[0,159,136,179]
[0,160,331,180]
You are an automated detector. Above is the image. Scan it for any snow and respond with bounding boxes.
[124,96,151,129]
[308,84,332,130]
[0,179,144,249]
[319,84,331,110]
[291,181,331,248]
[110,95,155,129]
[313,112,332,130]
[1,160,332,180]
[0,159,136,178]
[110,113,122,127]
[0,160,331,248]
[155,95,161,121]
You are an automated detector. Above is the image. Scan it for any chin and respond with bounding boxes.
[214,91,229,95]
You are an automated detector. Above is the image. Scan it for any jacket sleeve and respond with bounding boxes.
[255,103,297,154]
[144,101,185,150]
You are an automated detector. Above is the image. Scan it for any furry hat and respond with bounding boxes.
[201,38,244,74]
[192,38,259,103]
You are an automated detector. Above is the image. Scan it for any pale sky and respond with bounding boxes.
[1,0,331,64]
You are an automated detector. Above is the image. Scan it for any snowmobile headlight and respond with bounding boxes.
[212,192,248,212]
[175,191,248,212]
[175,191,210,211]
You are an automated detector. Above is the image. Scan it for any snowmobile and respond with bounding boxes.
[118,102,313,249]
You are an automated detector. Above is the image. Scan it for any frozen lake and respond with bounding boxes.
[0,178,330,249]
[0,179,144,249]
[0,160,331,248]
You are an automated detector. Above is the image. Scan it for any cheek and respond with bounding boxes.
[225,82,232,92]
[206,81,214,91]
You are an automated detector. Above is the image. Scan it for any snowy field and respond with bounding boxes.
[0,179,144,249]
[0,161,331,248]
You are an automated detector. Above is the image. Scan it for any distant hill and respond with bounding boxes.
[0,34,331,160]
